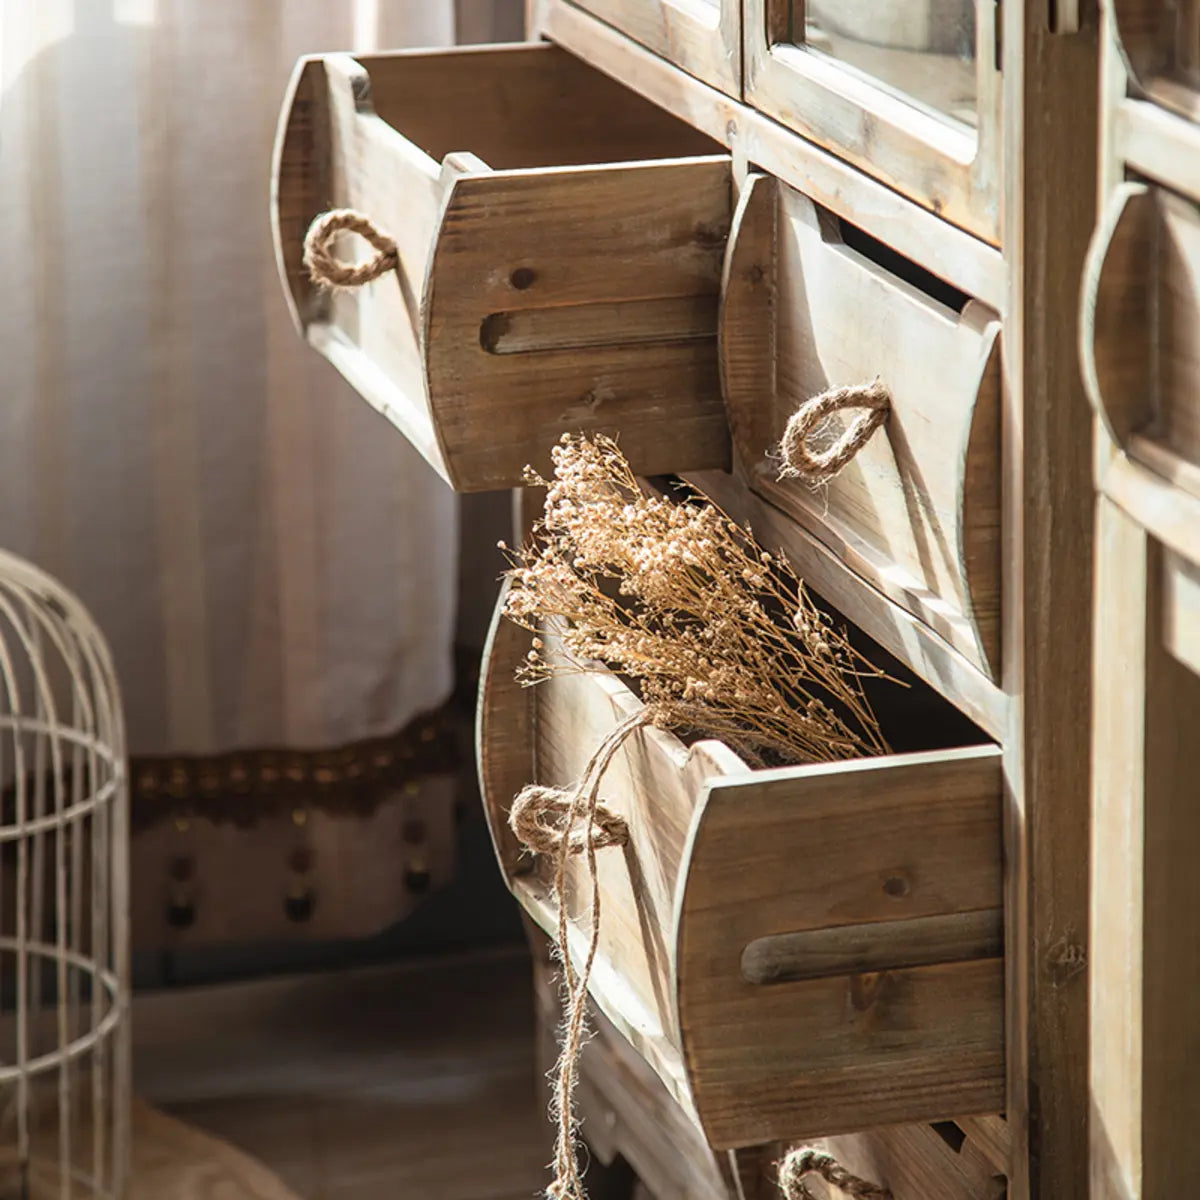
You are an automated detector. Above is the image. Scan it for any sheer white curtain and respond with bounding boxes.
[0,0,459,757]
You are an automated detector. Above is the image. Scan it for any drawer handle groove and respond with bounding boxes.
[742,908,1005,985]
[778,380,891,481]
[779,1147,893,1199]
[303,208,398,289]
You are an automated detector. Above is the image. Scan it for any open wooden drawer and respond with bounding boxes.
[1083,179,1200,570]
[477,588,1005,1150]
[272,42,732,491]
[721,175,1002,680]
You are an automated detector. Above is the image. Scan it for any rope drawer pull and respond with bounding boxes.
[779,1147,893,1199]
[777,380,891,482]
[303,209,398,289]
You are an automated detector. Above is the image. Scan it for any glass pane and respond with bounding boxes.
[803,0,979,127]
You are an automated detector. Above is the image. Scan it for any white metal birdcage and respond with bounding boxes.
[0,550,129,1200]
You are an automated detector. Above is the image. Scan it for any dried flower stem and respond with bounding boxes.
[502,434,891,766]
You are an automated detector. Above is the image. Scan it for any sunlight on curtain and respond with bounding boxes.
[0,0,459,756]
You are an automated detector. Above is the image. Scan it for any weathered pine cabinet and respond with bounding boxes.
[1085,0,1200,1197]
[268,0,1199,1193]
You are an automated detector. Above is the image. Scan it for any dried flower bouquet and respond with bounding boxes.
[501,433,892,766]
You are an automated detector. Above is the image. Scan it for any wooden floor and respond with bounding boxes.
[129,1101,305,1200]
[133,947,552,1200]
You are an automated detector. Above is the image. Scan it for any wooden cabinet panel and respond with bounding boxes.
[742,0,1002,243]
[1084,180,1200,570]
[566,0,740,95]
[1090,506,1200,1199]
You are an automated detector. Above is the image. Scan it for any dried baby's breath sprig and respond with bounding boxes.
[501,433,891,766]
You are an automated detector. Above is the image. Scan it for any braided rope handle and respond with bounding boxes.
[303,208,398,289]
[779,1148,893,1200]
[508,785,630,855]
[777,380,891,482]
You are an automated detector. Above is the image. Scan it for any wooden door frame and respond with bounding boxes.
[743,0,1002,243]
[1001,0,1098,1196]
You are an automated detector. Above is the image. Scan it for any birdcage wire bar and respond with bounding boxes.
[0,548,129,1200]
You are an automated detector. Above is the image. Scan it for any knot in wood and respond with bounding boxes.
[508,785,630,856]
[777,379,891,482]
[779,1148,893,1200]
[303,208,399,289]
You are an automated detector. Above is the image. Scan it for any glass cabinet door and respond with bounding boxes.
[1112,0,1200,120]
[744,0,1001,243]
[570,0,741,96]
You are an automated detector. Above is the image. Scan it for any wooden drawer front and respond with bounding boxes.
[1083,180,1200,567]
[721,176,1002,679]
[566,0,741,96]
[478,598,1005,1150]
[273,43,732,492]
[742,0,1001,243]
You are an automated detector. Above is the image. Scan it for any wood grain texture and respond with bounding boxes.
[531,0,1007,310]
[133,952,553,1200]
[476,579,535,879]
[741,0,1001,244]
[1002,0,1098,1195]
[1089,500,1148,1200]
[3,1099,303,1200]
[1090,14,1200,1186]
[955,1115,1011,1175]
[1090,503,1200,1199]
[570,0,741,96]
[1161,547,1200,674]
[1139,539,1200,1197]
[478,607,747,1109]
[272,42,732,493]
[531,911,1002,1200]
[1083,180,1200,520]
[1096,442,1200,567]
[1081,182,1156,451]
[130,1102,304,1200]
[721,174,1002,678]
[741,909,1004,985]
[677,746,1005,1146]
[426,155,733,489]
[810,1121,1009,1200]
[1118,98,1200,205]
